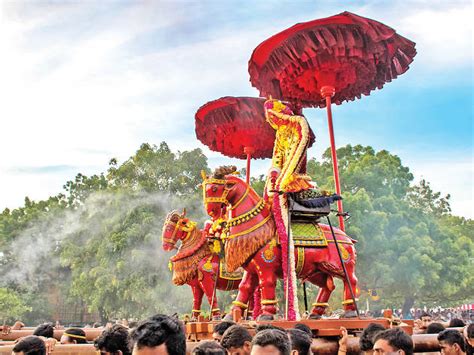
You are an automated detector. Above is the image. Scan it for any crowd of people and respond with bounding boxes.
[6,312,474,355]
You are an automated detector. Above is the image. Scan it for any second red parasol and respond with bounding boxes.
[195,96,315,183]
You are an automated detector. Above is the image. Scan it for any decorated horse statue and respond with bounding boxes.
[161,209,245,319]
[202,166,359,320]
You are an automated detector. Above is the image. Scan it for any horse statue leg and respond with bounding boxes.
[307,272,335,319]
[341,251,359,318]
[227,270,259,321]
[189,280,204,321]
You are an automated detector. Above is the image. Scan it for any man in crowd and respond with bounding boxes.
[192,340,226,355]
[12,335,46,355]
[287,329,311,355]
[373,328,414,355]
[32,323,54,338]
[463,324,474,355]
[212,321,235,342]
[130,314,186,355]
[251,328,292,355]
[438,329,467,355]
[220,325,252,355]
[60,327,87,344]
[94,324,132,355]
[414,312,432,334]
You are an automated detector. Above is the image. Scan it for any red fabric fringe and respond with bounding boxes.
[249,11,416,108]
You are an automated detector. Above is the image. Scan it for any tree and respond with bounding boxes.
[307,145,473,314]
[0,287,31,322]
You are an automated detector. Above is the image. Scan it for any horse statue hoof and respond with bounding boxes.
[342,310,358,318]
[257,314,274,321]
[309,313,322,320]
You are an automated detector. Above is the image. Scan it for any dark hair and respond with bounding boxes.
[33,323,54,338]
[255,323,286,333]
[287,328,312,355]
[374,328,414,355]
[438,329,466,352]
[467,323,474,338]
[448,318,465,328]
[63,328,87,344]
[213,321,235,336]
[12,335,46,355]
[293,323,312,337]
[252,329,291,355]
[94,324,131,355]
[359,323,386,351]
[192,340,226,354]
[419,312,431,319]
[130,314,185,355]
[426,322,445,334]
[221,325,252,349]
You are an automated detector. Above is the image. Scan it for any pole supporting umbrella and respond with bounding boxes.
[321,85,345,230]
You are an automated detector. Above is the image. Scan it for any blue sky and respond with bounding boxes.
[0,1,472,217]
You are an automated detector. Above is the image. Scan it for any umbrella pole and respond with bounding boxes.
[321,86,345,231]
[244,147,254,185]
[246,152,251,185]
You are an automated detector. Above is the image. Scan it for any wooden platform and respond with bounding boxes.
[185,317,414,341]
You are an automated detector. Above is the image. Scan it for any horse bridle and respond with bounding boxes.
[162,216,196,245]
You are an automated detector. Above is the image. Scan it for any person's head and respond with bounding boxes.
[287,329,311,355]
[419,312,432,329]
[449,319,466,328]
[220,325,252,355]
[130,314,185,355]
[12,335,46,355]
[426,323,446,334]
[251,329,291,355]
[192,340,226,355]
[94,324,131,355]
[359,323,386,353]
[33,323,54,338]
[60,327,87,344]
[293,324,312,337]
[255,324,286,333]
[437,329,466,355]
[373,328,414,355]
[463,324,474,348]
[212,321,235,342]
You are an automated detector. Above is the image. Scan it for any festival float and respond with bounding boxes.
[173,10,417,348]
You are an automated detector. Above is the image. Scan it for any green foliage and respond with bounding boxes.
[0,142,472,323]
[0,288,31,322]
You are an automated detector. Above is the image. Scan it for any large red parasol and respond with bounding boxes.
[248,11,416,230]
[195,96,315,183]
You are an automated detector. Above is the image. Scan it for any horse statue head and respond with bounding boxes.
[200,165,241,220]
[161,208,197,251]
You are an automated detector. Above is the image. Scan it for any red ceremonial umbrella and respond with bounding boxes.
[195,96,315,183]
[248,11,416,230]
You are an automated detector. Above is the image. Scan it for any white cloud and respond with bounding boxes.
[0,2,472,220]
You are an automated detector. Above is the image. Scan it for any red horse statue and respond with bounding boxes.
[202,166,359,320]
[162,210,244,320]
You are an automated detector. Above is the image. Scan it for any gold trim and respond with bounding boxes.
[232,300,248,309]
[341,299,358,305]
[230,185,250,210]
[192,309,201,313]
[312,302,329,307]
[261,299,278,305]
[327,240,353,245]
[295,247,305,275]
[226,215,272,239]
[227,199,265,227]
[211,308,220,312]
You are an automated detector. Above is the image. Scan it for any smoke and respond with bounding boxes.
[1,189,209,318]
